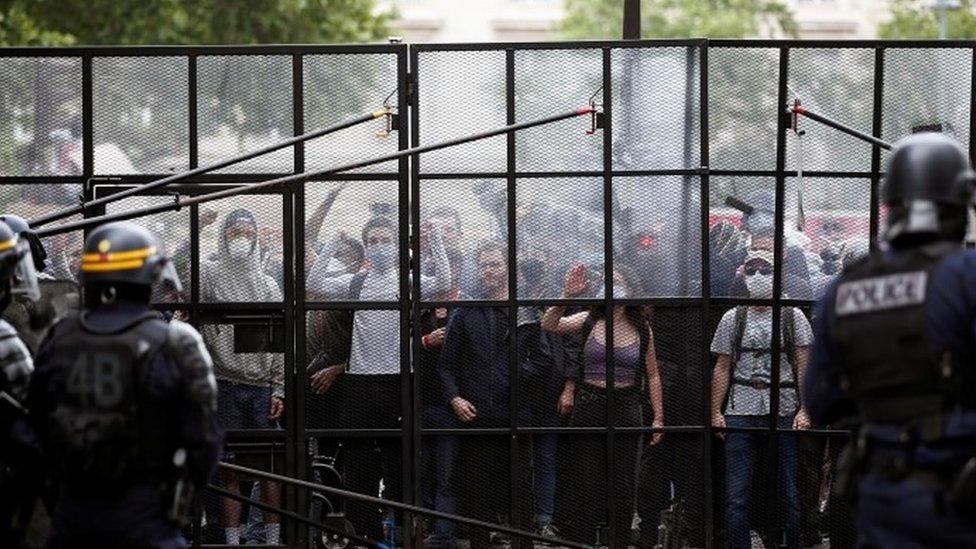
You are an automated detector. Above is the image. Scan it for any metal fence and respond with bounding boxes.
[1,39,973,548]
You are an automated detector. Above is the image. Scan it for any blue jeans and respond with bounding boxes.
[422,406,459,545]
[724,415,799,549]
[532,433,557,525]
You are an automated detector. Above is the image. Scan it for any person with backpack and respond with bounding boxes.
[541,263,664,547]
[710,248,813,549]
[304,213,450,541]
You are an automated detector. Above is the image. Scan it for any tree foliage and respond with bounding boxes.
[879,0,976,39]
[561,0,798,39]
[0,0,392,46]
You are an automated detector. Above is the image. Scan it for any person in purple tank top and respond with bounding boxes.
[541,263,664,547]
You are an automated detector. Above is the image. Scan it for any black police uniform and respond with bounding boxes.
[806,133,976,548]
[27,221,220,548]
[0,219,44,548]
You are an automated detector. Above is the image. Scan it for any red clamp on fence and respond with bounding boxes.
[791,98,802,133]
[585,86,605,135]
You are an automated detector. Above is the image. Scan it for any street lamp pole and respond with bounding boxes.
[935,0,962,39]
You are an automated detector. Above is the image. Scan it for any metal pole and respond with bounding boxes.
[791,105,892,150]
[217,462,596,549]
[36,106,596,237]
[623,0,641,39]
[206,484,380,547]
[28,108,389,227]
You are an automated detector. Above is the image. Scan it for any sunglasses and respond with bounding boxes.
[744,264,773,276]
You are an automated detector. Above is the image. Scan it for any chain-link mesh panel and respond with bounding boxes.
[636,433,706,548]
[198,55,293,174]
[796,431,855,549]
[204,322,286,428]
[787,48,874,173]
[198,194,284,302]
[0,57,83,177]
[105,193,191,302]
[612,46,701,171]
[304,436,405,547]
[783,177,871,302]
[882,48,973,157]
[304,308,403,427]
[709,177,776,299]
[93,56,189,175]
[513,48,602,172]
[644,305,704,427]
[517,177,603,300]
[709,303,807,422]
[419,178,506,302]
[304,180,399,301]
[0,183,83,281]
[202,440,287,544]
[709,48,779,172]
[303,53,399,174]
[614,176,701,297]
[552,434,609,545]
[416,50,507,174]
[714,428,797,547]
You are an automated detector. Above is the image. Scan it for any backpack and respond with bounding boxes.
[730,305,798,382]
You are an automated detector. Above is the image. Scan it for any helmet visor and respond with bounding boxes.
[11,240,40,302]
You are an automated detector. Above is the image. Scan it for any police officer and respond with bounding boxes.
[805,132,976,547]
[27,221,221,547]
[0,219,42,547]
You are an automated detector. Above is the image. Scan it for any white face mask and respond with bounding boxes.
[227,237,252,259]
[745,273,773,299]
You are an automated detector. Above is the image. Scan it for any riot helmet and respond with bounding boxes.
[883,132,976,247]
[79,221,180,303]
[0,220,40,307]
[0,214,47,273]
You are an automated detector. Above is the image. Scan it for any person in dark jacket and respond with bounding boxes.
[28,222,220,548]
[437,240,543,547]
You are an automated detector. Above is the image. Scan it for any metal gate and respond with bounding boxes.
[1,39,972,548]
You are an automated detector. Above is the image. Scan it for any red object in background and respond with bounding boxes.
[707,208,871,253]
[638,234,655,249]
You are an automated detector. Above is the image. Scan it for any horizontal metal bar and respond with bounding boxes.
[416,297,707,308]
[0,176,86,185]
[206,484,379,548]
[412,39,706,53]
[709,39,976,48]
[0,44,405,56]
[218,462,595,549]
[303,429,406,438]
[303,301,402,311]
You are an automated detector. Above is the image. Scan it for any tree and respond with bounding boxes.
[879,1,976,39]
[561,0,797,39]
[1,0,394,176]
[0,0,392,46]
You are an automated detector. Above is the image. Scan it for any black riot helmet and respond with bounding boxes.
[883,132,976,247]
[79,221,180,303]
[0,220,40,309]
[0,213,47,273]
